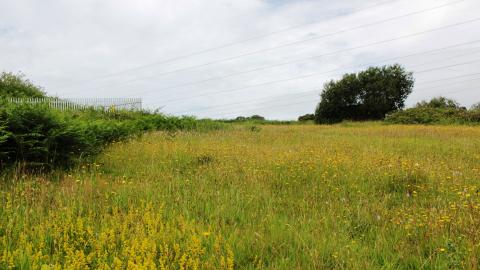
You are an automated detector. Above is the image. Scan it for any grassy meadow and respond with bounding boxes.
[1,123,480,269]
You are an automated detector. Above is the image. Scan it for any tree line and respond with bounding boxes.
[296,64,479,124]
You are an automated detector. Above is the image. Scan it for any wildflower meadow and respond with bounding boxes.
[1,123,479,268]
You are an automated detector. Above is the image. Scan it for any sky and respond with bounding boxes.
[1,0,480,120]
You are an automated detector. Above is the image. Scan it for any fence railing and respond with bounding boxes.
[5,97,142,111]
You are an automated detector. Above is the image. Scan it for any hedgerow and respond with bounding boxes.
[0,102,224,170]
[385,107,480,125]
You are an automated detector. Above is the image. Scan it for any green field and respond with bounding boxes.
[2,123,480,269]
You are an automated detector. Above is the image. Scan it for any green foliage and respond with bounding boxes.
[233,115,266,122]
[0,104,122,169]
[298,113,315,121]
[221,118,297,125]
[315,64,414,123]
[222,115,296,125]
[4,124,478,268]
[0,71,46,98]
[385,107,480,125]
[471,102,480,111]
[224,115,302,125]
[234,116,247,121]
[249,115,265,121]
[415,96,461,109]
[385,97,480,125]
[0,103,224,170]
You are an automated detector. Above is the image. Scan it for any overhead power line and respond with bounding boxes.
[109,40,479,98]
[121,0,402,69]
[214,85,480,119]
[172,89,320,115]
[218,99,320,119]
[168,55,480,115]
[60,0,468,91]
[142,41,480,107]
[148,58,480,107]
[171,75,480,115]
[118,19,480,101]
[442,86,480,95]
[127,39,480,99]
[415,72,480,86]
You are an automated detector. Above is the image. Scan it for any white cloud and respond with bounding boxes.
[1,0,479,119]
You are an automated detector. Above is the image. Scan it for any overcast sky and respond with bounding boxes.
[1,0,480,119]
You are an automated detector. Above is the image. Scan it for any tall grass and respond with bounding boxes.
[1,124,480,268]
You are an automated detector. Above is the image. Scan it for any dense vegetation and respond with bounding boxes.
[2,70,480,268]
[298,113,315,122]
[0,72,46,98]
[315,64,414,123]
[0,72,223,170]
[386,97,480,124]
[232,115,266,121]
[0,102,223,170]
[2,124,479,268]
[221,115,298,125]
[415,96,463,109]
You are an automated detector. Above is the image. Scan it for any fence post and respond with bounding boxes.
[6,97,143,111]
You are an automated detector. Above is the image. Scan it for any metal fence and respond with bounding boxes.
[6,97,142,111]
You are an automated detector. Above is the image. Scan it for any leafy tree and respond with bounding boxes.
[235,116,247,121]
[416,97,460,109]
[0,71,46,98]
[250,115,265,121]
[315,64,414,123]
[298,114,315,121]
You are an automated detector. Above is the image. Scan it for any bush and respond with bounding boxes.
[0,103,224,170]
[298,114,315,122]
[0,72,46,98]
[235,116,247,121]
[232,115,265,122]
[250,115,265,121]
[0,104,89,169]
[415,97,461,109]
[385,97,480,125]
[385,107,480,125]
[0,71,225,170]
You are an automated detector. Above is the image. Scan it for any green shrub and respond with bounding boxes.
[385,107,480,125]
[415,96,461,109]
[0,104,90,169]
[298,114,315,122]
[0,71,46,98]
[0,103,224,170]
[0,70,224,170]
[385,97,480,125]
[231,115,266,122]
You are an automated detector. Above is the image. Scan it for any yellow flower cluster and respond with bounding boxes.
[0,200,233,269]
[2,123,480,268]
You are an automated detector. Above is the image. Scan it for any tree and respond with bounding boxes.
[315,64,414,123]
[249,115,265,121]
[415,96,460,109]
[298,114,315,121]
[0,71,46,98]
[233,115,265,121]
[235,116,247,121]
[470,102,480,111]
